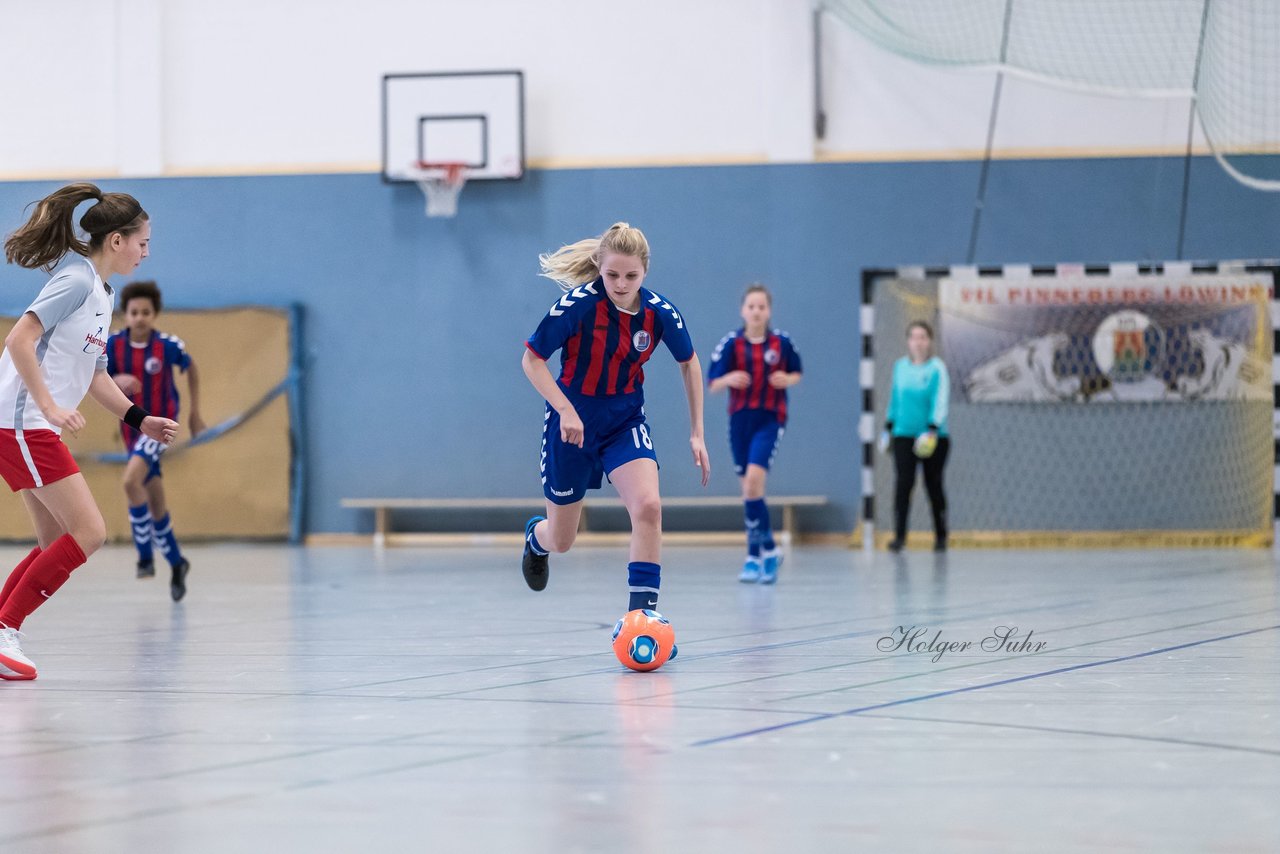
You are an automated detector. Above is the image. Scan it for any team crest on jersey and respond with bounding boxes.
[632,330,652,353]
[764,348,780,366]
[145,356,163,375]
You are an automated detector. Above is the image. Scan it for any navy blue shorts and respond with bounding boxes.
[729,409,784,477]
[540,395,658,505]
[128,433,165,483]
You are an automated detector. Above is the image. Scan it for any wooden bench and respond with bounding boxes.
[340,495,829,547]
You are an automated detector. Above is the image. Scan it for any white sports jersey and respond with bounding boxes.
[0,256,113,433]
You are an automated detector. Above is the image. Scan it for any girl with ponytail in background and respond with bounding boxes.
[707,284,803,583]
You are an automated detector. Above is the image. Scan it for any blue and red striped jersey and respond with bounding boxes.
[707,328,802,423]
[106,329,192,444]
[526,280,694,399]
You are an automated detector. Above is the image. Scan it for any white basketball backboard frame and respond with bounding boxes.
[381,70,525,183]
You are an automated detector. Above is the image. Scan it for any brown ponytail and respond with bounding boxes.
[741,282,773,306]
[4,182,148,272]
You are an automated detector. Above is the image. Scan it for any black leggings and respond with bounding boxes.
[891,436,950,542]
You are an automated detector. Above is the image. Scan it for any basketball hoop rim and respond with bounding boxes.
[408,161,468,218]
[412,161,470,186]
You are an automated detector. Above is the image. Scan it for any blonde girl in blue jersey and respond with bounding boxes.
[884,320,950,552]
[520,223,710,623]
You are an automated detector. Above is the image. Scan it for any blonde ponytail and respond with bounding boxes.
[539,222,651,291]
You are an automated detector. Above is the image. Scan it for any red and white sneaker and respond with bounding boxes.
[0,627,36,681]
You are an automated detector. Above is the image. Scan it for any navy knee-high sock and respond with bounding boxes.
[758,498,776,551]
[744,498,772,556]
[153,513,185,568]
[526,518,548,555]
[627,561,660,611]
[128,504,154,564]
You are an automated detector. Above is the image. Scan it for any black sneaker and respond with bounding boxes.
[170,559,190,602]
[887,539,905,553]
[522,516,549,591]
[933,539,948,553]
[136,560,155,579]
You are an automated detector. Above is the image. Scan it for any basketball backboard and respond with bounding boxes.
[381,70,524,183]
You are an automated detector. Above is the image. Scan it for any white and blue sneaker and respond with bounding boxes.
[760,549,783,584]
[739,557,762,583]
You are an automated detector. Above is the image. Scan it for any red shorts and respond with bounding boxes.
[0,429,81,491]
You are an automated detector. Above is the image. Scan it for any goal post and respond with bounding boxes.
[859,262,1279,548]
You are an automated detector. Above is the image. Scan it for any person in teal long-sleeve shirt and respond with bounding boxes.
[883,321,950,552]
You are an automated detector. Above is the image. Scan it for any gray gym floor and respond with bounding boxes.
[1,543,1277,853]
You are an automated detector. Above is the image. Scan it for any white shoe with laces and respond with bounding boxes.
[0,626,37,681]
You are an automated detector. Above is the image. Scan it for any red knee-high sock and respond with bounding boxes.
[0,535,85,630]
[0,547,42,613]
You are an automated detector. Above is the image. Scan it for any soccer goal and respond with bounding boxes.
[860,262,1279,548]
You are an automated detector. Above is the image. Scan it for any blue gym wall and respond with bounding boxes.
[1,156,1277,536]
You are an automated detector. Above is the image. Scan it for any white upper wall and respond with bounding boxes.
[0,0,1207,179]
[819,13,1204,160]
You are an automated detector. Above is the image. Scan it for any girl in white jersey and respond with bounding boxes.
[0,183,178,681]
